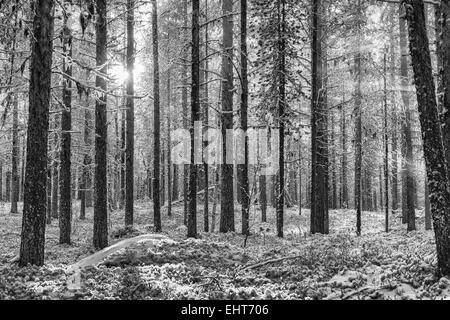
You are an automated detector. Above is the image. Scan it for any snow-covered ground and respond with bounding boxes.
[0,201,447,300]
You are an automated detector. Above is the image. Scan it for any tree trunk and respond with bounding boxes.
[330,109,337,210]
[11,95,19,213]
[276,0,286,238]
[9,9,19,213]
[399,8,416,231]
[203,0,210,232]
[152,0,162,233]
[403,0,450,276]
[298,137,302,215]
[93,0,109,250]
[211,168,219,232]
[311,0,328,235]
[46,161,52,224]
[182,0,189,226]
[389,13,399,214]
[354,35,362,236]
[59,9,73,244]
[120,110,126,209]
[167,69,172,217]
[81,97,92,220]
[240,0,250,236]
[125,0,135,226]
[19,138,25,202]
[83,98,93,210]
[340,90,348,208]
[6,172,11,202]
[220,0,235,233]
[258,131,268,222]
[188,0,200,238]
[383,50,389,233]
[19,0,55,267]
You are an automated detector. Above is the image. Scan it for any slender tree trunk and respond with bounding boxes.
[387,13,400,215]
[403,0,450,276]
[399,9,416,232]
[220,0,235,233]
[120,111,126,209]
[172,164,179,201]
[330,110,337,210]
[383,50,390,233]
[354,23,363,236]
[276,0,286,238]
[81,97,92,219]
[19,0,55,266]
[46,161,52,224]
[59,9,73,244]
[161,147,166,206]
[211,167,219,232]
[152,0,162,232]
[240,0,250,236]
[311,0,328,235]
[6,172,11,202]
[51,130,59,219]
[11,95,19,213]
[167,68,172,217]
[298,136,302,215]
[182,0,189,226]
[340,90,348,208]
[125,0,135,226]
[187,0,200,238]
[19,137,25,202]
[84,101,93,210]
[93,0,109,249]
[203,0,210,232]
[8,8,19,213]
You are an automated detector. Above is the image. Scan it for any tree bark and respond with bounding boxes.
[399,8,416,231]
[311,0,328,235]
[167,68,172,217]
[125,0,135,226]
[220,0,235,233]
[203,0,210,232]
[93,0,109,249]
[59,8,73,244]
[354,23,363,236]
[19,0,55,266]
[152,0,162,232]
[188,0,200,238]
[383,50,390,233]
[11,95,19,214]
[182,0,189,226]
[389,12,399,214]
[276,0,286,238]
[403,0,450,276]
[240,0,250,236]
[340,88,348,208]
[80,96,92,220]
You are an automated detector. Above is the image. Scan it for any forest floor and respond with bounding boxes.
[0,200,448,300]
